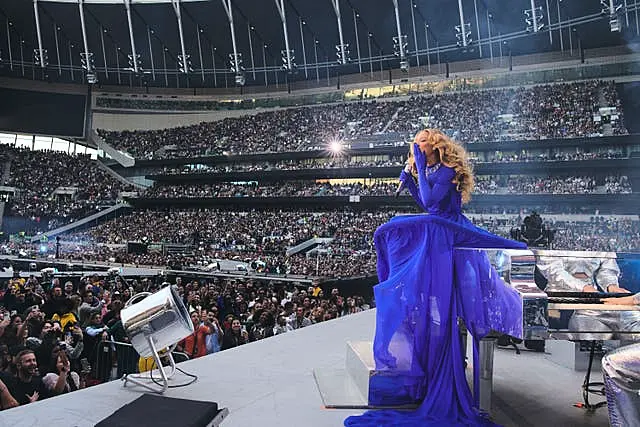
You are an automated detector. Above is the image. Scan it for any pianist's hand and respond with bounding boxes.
[606,285,631,294]
[582,285,598,293]
[603,295,636,306]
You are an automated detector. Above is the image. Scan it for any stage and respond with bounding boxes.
[0,309,610,427]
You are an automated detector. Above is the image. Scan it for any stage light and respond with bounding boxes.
[39,245,47,254]
[120,286,194,393]
[329,140,343,154]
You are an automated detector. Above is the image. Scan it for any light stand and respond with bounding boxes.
[119,288,194,394]
[122,339,177,394]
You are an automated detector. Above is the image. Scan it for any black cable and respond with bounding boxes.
[148,359,198,388]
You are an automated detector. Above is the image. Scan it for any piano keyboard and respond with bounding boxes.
[548,303,640,311]
[546,292,632,299]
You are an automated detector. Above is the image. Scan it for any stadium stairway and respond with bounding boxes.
[286,237,334,256]
[89,129,135,167]
[0,159,10,230]
[96,157,146,190]
[29,202,132,243]
[381,106,403,133]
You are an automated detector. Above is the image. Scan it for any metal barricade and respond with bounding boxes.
[93,339,140,383]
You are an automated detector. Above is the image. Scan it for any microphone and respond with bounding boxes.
[395,164,412,197]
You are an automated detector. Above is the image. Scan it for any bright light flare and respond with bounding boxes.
[328,139,344,154]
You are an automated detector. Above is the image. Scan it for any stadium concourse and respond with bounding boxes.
[1,30,640,427]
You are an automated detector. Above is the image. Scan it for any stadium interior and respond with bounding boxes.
[1,0,640,426]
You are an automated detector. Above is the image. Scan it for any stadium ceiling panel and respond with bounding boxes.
[0,1,635,88]
[40,0,207,4]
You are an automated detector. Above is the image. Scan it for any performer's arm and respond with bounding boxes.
[412,144,432,208]
[399,166,427,211]
[427,167,456,207]
[595,258,628,292]
[602,292,640,305]
[537,257,587,292]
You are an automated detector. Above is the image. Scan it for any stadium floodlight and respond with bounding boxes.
[336,43,350,64]
[392,35,408,57]
[455,0,471,47]
[34,48,49,67]
[178,54,193,73]
[281,49,296,71]
[524,2,545,33]
[228,52,245,86]
[454,23,472,47]
[228,52,244,73]
[602,0,623,31]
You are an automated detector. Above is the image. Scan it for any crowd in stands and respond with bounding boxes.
[0,273,371,407]
[157,148,627,176]
[0,146,132,226]
[484,148,626,163]
[98,80,628,159]
[3,207,640,278]
[549,217,640,252]
[145,175,633,199]
[161,158,405,175]
[472,215,640,252]
[97,102,390,159]
[474,175,631,195]
[145,181,398,198]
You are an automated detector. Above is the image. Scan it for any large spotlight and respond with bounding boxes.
[328,140,344,154]
[120,286,194,393]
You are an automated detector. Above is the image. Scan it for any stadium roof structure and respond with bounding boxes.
[0,0,638,89]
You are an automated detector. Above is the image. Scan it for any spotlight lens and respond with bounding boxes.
[329,141,342,153]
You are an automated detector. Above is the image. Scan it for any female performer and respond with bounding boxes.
[345,129,526,426]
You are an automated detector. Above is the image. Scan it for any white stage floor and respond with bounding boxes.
[0,309,610,427]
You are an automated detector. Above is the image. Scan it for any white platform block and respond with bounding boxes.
[313,340,421,409]
[545,340,603,371]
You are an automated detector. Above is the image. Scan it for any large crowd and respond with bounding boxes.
[474,175,632,195]
[97,102,392,159]
[4,209,637,275]
[98,80,627,159]
[145,181,399,198]
[0,146,132,227]
[0,273,371,408]
[157,147,626,176]
[145,175,633,199]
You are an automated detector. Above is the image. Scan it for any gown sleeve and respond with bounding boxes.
[399,170,427,211]
[425,167,456,208]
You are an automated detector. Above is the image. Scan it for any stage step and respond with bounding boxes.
[313,341,421,409]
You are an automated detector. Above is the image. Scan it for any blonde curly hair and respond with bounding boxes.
[407,129,475,204]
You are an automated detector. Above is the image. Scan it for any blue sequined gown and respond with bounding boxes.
[344,164,526,426]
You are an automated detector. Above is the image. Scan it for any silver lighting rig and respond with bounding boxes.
[228,52,244,85]
[525,0,545,32]
[281,49,296,71]
[392,35,408,71]
[33,48,49,68]
[391,0,408,72]
[330,0,350,66]
[336,43,350,65]
[178,53,193,73]
[81,51,97,83]
[220,0,245,86]
[127,53,142,74]
[455,0,472,48]
[15,0,640,88]
[601,0,623,31]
